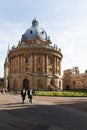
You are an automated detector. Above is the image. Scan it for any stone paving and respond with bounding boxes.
[0,93,87,130]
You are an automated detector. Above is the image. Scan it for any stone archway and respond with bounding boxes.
[23,79,29,90]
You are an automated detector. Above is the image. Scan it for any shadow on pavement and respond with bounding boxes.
[0,101,87,130]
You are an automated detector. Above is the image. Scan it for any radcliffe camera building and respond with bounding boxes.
[4,19,63,91]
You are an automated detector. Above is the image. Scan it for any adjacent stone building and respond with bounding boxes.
[4,19,63,91]
[63,67,87,90]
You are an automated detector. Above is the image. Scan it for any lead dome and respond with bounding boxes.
[23,19,48,41]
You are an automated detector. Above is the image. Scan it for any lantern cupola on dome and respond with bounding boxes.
[22,18,48,41]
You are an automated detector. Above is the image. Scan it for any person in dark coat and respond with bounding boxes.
[21,88,26,104]
[27,88,33,103]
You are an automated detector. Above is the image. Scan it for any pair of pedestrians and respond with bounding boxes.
[21,88,33,104]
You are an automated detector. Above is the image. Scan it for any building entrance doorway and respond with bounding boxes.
[23,79,29,90]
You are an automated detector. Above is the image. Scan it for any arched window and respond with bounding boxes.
[25,57,30,64]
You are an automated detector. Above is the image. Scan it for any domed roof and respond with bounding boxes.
[23,19,48,41]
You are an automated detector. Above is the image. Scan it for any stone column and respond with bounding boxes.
[33,54,37,73]
[45,55,48,73]
[42,55,45,73]
[21,54,22,73]
[13,57,15,74]
[56,57,57,74]
[11,58,13,74]
[32,54,34,73]
[18,55,19,74]
[57,58,60,74]
[19,55,21,74]
[31,54,33,73]
[54,56,56,74]
[8,59,10,75]
[19,54,22,74]
[59,60,61,75]
[9,58,12,75]
[22,54,24,73]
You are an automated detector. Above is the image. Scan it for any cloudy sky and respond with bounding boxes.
[0,0,87,77]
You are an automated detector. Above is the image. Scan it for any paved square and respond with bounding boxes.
[0,93,87,130]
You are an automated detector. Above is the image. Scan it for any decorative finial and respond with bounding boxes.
[34,17,36,20]
[32,18,38,27]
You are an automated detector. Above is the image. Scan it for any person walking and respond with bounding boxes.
[21,88,26,104]
[28,88,33,103]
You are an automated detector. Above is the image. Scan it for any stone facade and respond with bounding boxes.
[4,19,63,91]
[63,67,87,90]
